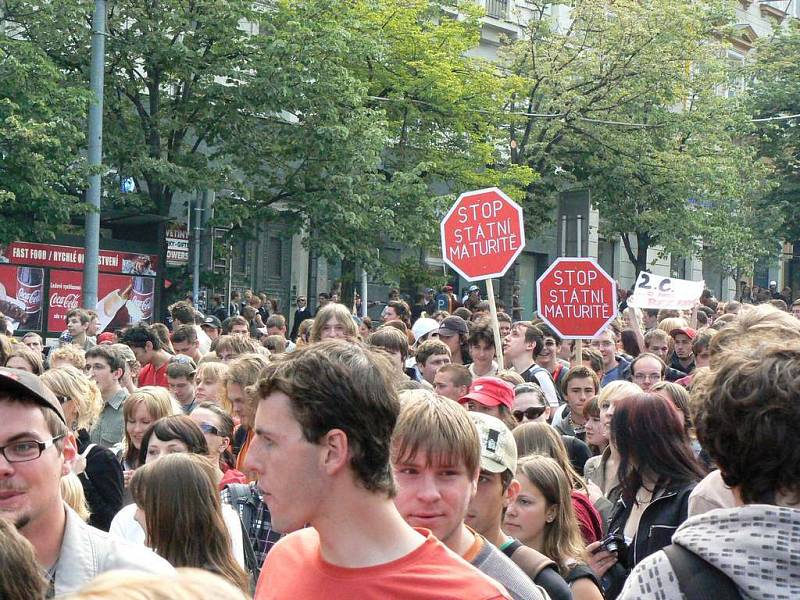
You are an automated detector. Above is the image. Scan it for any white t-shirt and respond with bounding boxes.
[109,502,244,566]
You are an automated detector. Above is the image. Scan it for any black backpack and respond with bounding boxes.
[663,544,742,600]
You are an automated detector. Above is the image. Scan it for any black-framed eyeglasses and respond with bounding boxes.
[56,396,70,405]
[0,434,66,463]
[513,406,547,422]
[198,422,220,436]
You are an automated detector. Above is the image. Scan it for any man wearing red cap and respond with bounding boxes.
[669,327,696,375]
[458,377,518,432]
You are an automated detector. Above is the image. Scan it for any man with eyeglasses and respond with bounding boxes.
[628,353,665,392]
[0,368,172,597]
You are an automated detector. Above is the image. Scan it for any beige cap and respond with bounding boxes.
[468,411,517,474]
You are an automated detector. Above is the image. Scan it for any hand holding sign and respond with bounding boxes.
[627,273,705,310]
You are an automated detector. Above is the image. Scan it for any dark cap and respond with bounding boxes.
[201,315,222,330]
[424,288,434,294]
[438,315,469,338]
[0,367,66,424]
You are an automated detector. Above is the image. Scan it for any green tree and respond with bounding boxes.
[0,37,89,243]
[499,0,769,274]
[749,20,800,242]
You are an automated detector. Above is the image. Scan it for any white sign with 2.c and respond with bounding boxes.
[627,272,705,310]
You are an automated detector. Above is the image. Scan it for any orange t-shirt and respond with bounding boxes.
[254,527,510,600]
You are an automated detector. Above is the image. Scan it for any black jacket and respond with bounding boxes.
[76,429,124,531]
[607,481,697,569]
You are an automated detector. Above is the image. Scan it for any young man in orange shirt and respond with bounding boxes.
[244,341,512,600]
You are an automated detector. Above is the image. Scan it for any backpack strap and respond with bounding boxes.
[224,483,256,533]
[503,540,557,580]
[663,544,742,600]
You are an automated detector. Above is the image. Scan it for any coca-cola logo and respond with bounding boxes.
[18,288,42,310]
[130,296,153,315]
[50,293,80,310]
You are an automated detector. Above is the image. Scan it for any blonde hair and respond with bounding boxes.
[495,369,525,386]
[121,387,180,468]
[64,568,250,600]
[309,303,357,342]
[391,391,479,477]
[49,344,86,370]
[516,455,588,574]
[221,353,269,428]
[295,318,315,348]
[61,471,91,522]
[5,344,44,374]
[596,380,640,410]
[657,317,689,335]
[709,304,800,368]
[194,361,230,412]
[41,366,103,431]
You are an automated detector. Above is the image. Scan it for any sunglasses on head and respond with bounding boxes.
[513,406,547,421]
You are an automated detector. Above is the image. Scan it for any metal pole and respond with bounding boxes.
[360,268,368,318]
[561,215,567,257]
[82,0,107,309]
[193,192,204,305]
[576,214,583,258]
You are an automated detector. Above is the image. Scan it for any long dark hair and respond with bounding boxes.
[612,393,706,504]
[139,415,208,465]
[130,453,248,592]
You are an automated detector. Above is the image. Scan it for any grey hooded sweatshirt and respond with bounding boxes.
[618,504,800,600]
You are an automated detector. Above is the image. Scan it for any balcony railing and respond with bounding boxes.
[486,0,509,20]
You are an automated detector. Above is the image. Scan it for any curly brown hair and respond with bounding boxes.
[693,343,800,504]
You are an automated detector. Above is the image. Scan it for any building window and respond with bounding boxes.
[486,0,509,19]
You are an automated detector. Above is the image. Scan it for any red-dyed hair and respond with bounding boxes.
[611,393,706,504]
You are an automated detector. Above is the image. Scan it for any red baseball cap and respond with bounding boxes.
[669,327,697,340]
[459,377,515,410]
[97,332,115,345]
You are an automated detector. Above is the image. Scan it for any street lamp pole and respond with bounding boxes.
[83,0,107,309]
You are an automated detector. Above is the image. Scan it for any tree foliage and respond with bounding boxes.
[0,37,89,244]
[749,20,800,242]
[500,0,774,275]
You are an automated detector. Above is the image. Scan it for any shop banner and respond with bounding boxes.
[0,265,45,332]
[166,223,189,266]
[48,271,155,333]
[2,241,158,275]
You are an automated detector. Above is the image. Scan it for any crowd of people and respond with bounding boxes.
[0,284,798,600]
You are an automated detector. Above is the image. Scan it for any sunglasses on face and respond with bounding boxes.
[198,422,220,436]
[513,406,547,421]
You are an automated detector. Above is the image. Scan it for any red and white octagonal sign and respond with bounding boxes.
[537,257,617,339]
[440,188,525,281]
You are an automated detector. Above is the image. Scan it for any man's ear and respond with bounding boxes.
[320,429,350,476]
[112,367,124,382]
[145,341,154,353]
[61,432,78,476]
[503,478,521,509]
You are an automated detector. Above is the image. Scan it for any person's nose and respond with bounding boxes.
[415,472,442,503]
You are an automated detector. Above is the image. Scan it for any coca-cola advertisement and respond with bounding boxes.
[0,265,45,331]
[48,271,155,333]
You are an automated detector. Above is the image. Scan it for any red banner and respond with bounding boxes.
[48,271,156,333]
[2,242,158,275]
[0,265,45,332]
